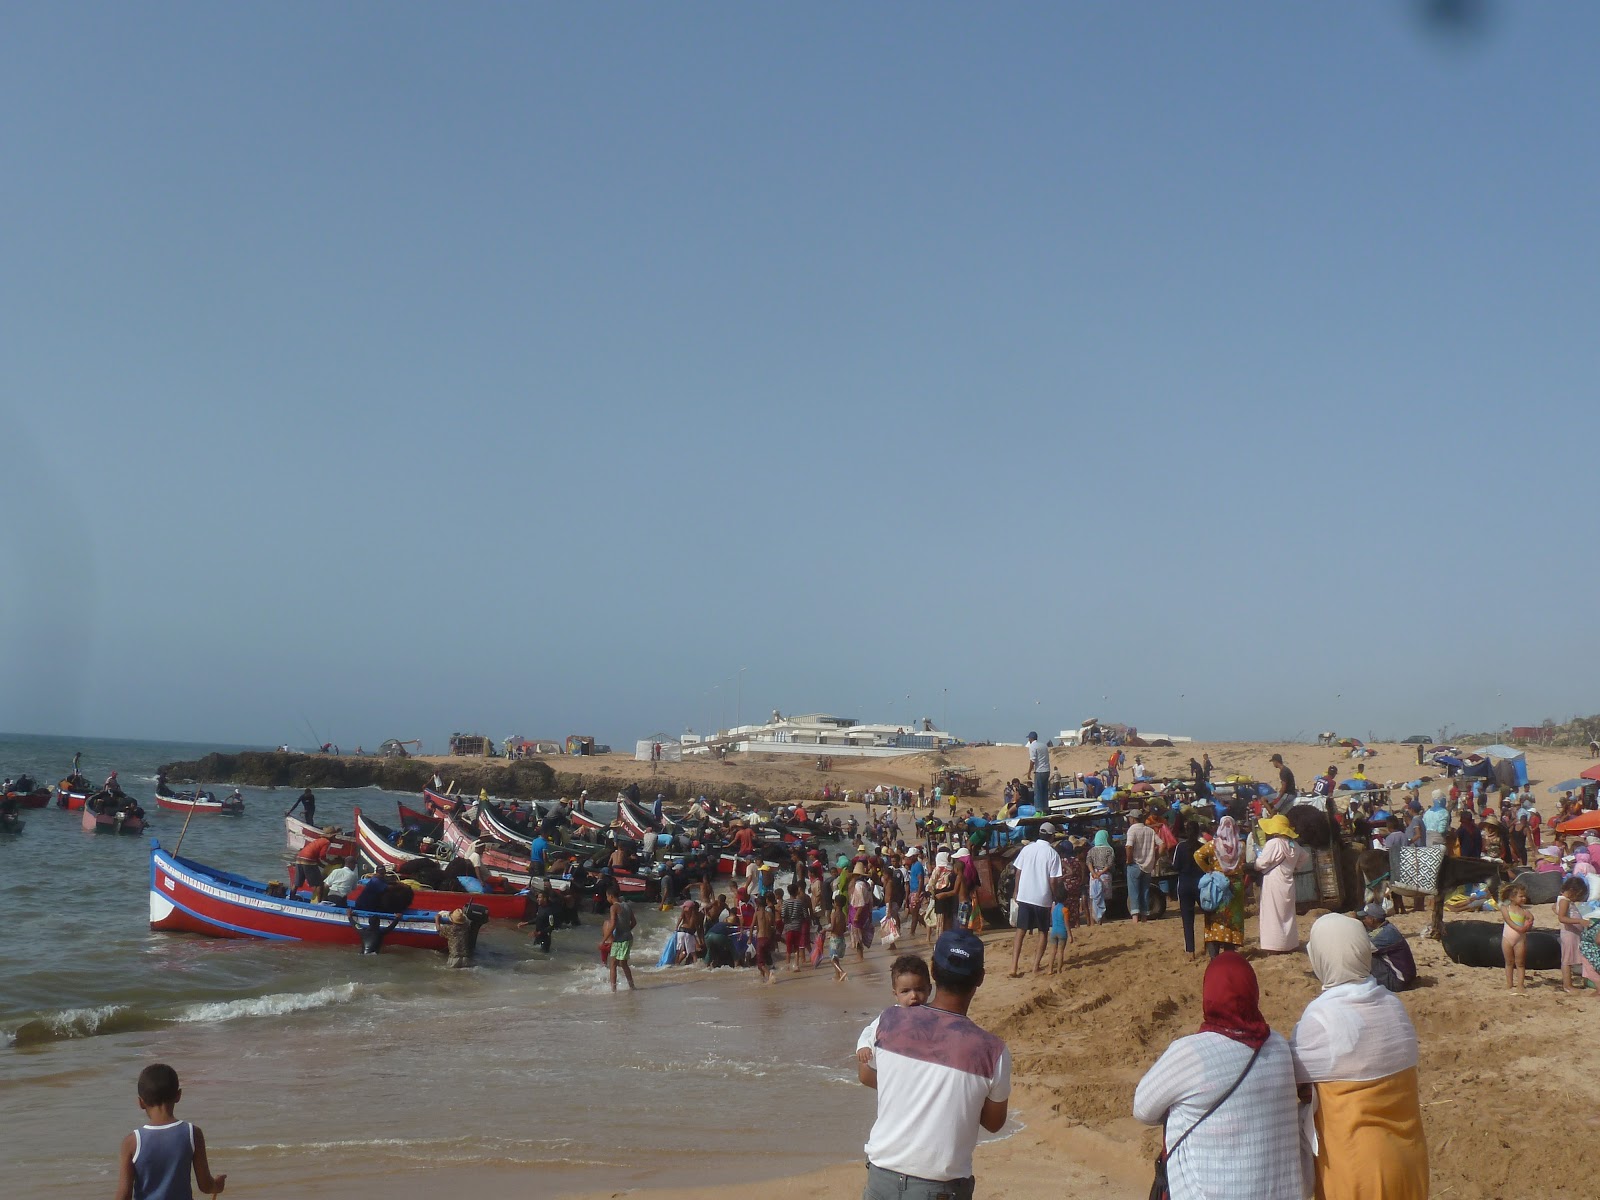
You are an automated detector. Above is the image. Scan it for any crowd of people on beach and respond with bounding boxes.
[108,735,1600,1200]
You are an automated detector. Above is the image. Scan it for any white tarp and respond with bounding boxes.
[634,739,683,763]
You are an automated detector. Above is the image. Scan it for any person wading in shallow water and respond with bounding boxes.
[603,885,637,991]
[285,787,316,826]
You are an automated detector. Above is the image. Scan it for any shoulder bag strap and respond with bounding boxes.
[1164,1040,1266,1160]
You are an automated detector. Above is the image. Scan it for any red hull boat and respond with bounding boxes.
[82,806,147,835]
[156,793,244,815]
[149,841,445,948]
[286,816,356,860]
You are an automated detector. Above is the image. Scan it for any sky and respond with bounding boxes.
[2,2,1596,751]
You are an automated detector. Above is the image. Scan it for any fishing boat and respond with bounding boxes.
[396,802,439,832]
[56,780,92,810]
[570,807,606,835]
[422,786,465,817]
[439,815,537,887]
[3,777,50,809]
[616,797,663,842]
[82,805,147,835]
[478,799,549,847]
[156,791,245,815]
[285,816,356,859]
[149,841,446,947]
[354,808,565,904]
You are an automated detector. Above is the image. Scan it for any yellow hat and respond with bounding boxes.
[1259,814,1297,839]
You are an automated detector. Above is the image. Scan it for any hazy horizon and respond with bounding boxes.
[4,5,1595,749]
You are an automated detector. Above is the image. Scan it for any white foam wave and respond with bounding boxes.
[173,983,360,1025]
[47,1004,129,1036]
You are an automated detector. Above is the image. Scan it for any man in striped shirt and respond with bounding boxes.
[856,930,1011,1199]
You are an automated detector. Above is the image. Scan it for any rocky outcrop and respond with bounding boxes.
[159,752,556,797]
[158,751,828,808]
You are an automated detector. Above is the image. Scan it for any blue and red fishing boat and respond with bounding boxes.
[148,841,446,948]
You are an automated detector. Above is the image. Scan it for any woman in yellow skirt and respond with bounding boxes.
[1193,816,1247,955]
[1291,913,1429,1199]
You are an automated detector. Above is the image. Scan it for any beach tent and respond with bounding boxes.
[1476,745,1529,787]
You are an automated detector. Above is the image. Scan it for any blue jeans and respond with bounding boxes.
[864,1163,975,1200]
[1126,864,1150,916]
[1034,771,1050,808]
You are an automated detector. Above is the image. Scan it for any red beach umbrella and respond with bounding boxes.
[1554,810,1600,835]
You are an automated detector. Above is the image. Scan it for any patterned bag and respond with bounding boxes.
[1396,846,1445,893]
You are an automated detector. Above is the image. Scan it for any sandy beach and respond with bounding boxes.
[548,738,1599,1200]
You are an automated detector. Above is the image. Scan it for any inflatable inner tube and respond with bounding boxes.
[1507,870,1564,906]
[1441,919,1561,971]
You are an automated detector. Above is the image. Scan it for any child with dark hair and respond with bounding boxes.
[1556,876,1592,995]
[114,1064,226,1200]
[889,953,931,1007]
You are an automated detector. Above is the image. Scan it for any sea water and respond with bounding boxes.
[0,733,883,1197]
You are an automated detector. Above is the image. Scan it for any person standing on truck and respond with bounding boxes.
[1026,732,1050,810]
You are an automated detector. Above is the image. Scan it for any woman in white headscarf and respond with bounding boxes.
[929,850,959,934]
[1291,913,1429,1200]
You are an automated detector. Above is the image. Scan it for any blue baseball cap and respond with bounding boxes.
[933,929,985,978]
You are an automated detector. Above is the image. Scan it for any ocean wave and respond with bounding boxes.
[7,983,363,1048]
[173,982,361,1024]
[8,1004,139,1047]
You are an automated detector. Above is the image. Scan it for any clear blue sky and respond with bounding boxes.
[3,3,1595,750]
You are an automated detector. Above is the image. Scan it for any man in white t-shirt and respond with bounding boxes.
[856,929,1011,1200]
[1009,823,1062,977]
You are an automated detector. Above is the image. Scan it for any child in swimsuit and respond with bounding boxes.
[1556,877,1590,995]
[1501,883,1532,995]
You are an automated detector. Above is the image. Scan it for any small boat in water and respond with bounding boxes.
[3,774,50,809]
[0,813,24,837]
[56,781,92,810]
[82,804,147,836]
[156,789,245,815]
[149,841,446,947]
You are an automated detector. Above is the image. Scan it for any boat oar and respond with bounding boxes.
[173,800,198,857]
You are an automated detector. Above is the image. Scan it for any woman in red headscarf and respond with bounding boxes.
[1134,953,1304,1200]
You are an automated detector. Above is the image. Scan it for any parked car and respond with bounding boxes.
[1401,734,1431,744]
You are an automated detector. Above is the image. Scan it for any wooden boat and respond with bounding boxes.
[570,808,606,835]
[56,781,92,810]
[285,816,356,859]
[156,791,244,815]
[353,808,435,872]
[82,805,147,835]
[298,877,529,921]
[149,841,445,947]
[422,786,466,818]
[617,797,665,842]
[4,786,50,810]
[439,815,537,887]
[354,808,563,906]
[478,800,549,847]
[396,802,440,831]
